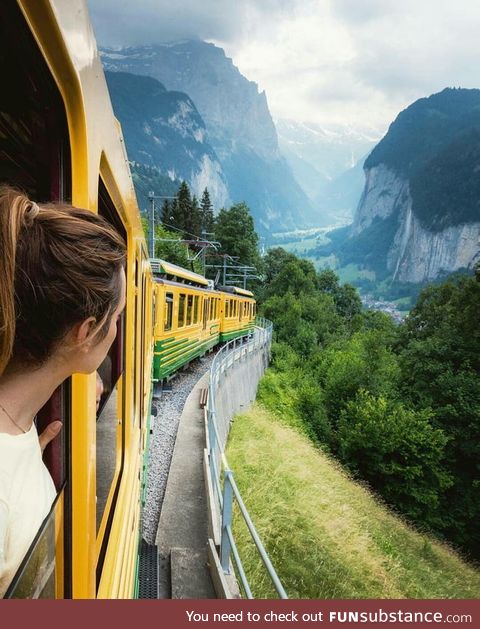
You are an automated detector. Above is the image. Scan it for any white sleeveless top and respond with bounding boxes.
[0,422,56,597]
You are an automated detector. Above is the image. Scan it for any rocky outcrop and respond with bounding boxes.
[389,197,480,283]
[105,71,229,209]
[353,165,480,282]
[101,42,313,233]
[352,165,409,236]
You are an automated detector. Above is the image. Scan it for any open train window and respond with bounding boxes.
[164,292,173,331]
[0,1,71,200]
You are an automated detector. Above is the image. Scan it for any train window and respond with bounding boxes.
[186,295,193,326]
[0,2,71,201]
[178,294,186,327]
[95,179,127,569]
[165,292,173,331]
[209,298,214,320]
[225,301,229,318]
[193,295,199,324]
[203,298,209,330]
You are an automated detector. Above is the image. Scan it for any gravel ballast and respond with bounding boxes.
[142,355,213,544]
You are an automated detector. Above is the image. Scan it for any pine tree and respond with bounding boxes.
[174,181,192,234]
[187,194,202,237]
[200,187,214,233]
[161,199,171,225]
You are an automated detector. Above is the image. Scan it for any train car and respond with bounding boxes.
[1,0,257,599]
[151,266,257,382]
[151,260,222,381]
[1,0,154,598]
[218,286,256,342]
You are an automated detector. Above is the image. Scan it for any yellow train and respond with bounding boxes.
[1,0,256,599]
[152,260,255,382]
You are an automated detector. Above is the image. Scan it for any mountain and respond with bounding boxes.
[101,42,314,234]
[276,119,380,221]
[105,71,229,209]
[338,88,480,283]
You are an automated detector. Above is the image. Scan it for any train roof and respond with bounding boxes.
[216,285,254,298]
[150,258,209,287]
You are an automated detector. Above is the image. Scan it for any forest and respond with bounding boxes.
[148,182,479,561]
[258,247,480,560]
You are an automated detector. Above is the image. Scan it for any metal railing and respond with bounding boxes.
[205,319,288,599]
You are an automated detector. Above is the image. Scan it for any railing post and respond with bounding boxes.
[220,470,234,573]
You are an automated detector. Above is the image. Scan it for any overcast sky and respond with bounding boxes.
[88,0,480,132]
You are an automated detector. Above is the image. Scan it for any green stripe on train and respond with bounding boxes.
[153,335,219,380]
[219,326,254,343]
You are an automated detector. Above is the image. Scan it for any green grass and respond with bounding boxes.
[336,263,376,284]
[226,403,480,599]
[278,238,324,254]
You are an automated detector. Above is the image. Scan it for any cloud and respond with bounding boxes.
[87,0,480,130]
[88,0,296,46]
[330,0,401,24]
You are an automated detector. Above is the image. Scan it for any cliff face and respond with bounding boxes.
[353,165,480,282]
[105,71,229,209]
[101,42,313,233]
[348,89,480,283]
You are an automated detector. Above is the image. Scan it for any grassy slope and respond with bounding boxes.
[226,403,480,599]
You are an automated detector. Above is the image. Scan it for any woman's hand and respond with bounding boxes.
[38,421,63,453]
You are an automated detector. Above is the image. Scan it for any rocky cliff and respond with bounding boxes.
[105,71,229,209]
[101,42,313,233]
[347,89,480,283]
[353,165,480,282]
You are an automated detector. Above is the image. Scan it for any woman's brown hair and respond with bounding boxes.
[0,186,126,375]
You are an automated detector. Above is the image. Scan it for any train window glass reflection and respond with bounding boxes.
[178,294,186,327]
[165,292,173,331]
[96,178,127,541]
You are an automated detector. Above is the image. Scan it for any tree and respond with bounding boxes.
[396,274,480,555]
[338,391,451,528]
[161,199,171,225]
[214,202,260,268]
[153,224,201,273]
[177,181,192,232]
[185,194,202,237]
[200,188,214,233]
